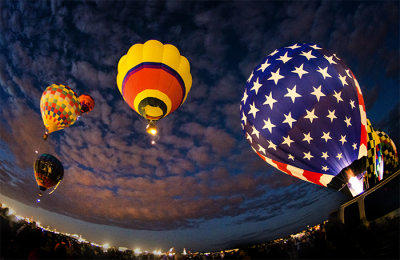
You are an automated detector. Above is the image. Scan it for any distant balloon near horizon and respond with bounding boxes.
[34,153,64,196]
[116,39,192,135]
[240,43,368,195]
[40,84,81,140]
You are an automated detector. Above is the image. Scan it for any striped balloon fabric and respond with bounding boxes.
[116,40,192,121]
[240,43,367,190]
[40,84,81,135]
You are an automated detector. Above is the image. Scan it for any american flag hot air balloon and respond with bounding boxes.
[240,43,368,196]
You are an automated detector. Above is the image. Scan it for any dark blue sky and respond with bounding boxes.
[0,0,398,252]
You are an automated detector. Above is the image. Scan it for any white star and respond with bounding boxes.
[345,69,352,78]
[344,116,352,127]
[338,73,348,86]
[276,51,292,64]
[262,118,276,133]
[326,110,337,122]
[251,125,260,139]
[268,49,279,56]
[310,44,322,50]
[352,143,358,150]
[241,123,244,130]
[321,132,332,142]
[333,53,341,61]
[258,144,266,154]
[333,90,343,103]
[247,71,254,83]
[292,64,309,79]
[339,135,347,145]
[304,108,318,123]
[241,112,247,125]
[310,85,325,102]
[283,112,296,128]
[241,89,248,104]
[321,152,329,160]
[263,92,277,110]
[288,154,295,161]
[282,135,294,147]
[300,50,316,60]
[302,132,313,144]
[250,78,263,95]
[286,43,301,49]
[268,140,277,150]
[257,59,270,72]
[317,66,332,79]
[324,55,337,64]
[336,153,343,160]
[248,102,259,119]
[322,165,329,172]
[268,68,285,85]
[284,85,302,103]
[349,100,355,109]
[303,151,314,160]
[246,132,253,143]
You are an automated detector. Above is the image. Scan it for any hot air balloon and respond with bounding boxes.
[34,153,64,196]
[240,43,367,196]
[375,130,399,176]
[40,84,81,140]
[116,39,192,137]
[78,94,95,114]
[365,119,384,186]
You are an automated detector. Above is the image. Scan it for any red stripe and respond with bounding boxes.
[123,68,184,115]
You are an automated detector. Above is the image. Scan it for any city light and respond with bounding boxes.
[134,248,142,255]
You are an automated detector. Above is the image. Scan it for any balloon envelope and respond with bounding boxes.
[79,94,95,114]
[375,130,399,176]
[40,84,81,135]
[34,153,64,191]
[116,40,192,121]
[240,43,367,190]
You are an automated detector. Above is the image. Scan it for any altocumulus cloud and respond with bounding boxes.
[0,0,398,234]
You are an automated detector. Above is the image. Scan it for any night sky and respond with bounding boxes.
[0,0,399,252]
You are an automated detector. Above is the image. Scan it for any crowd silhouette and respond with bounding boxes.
[1,203,399,260]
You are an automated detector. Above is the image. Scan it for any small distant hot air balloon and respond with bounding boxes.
[34,153,64,196]
[78,94,95,114]
[240,43,368,196]
[116,39,192,137]
[40,84,81,140]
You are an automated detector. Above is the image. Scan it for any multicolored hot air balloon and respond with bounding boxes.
[34,153,64,196]
[40,84,81,140]
[365,119,384,186]
[116,40,192,136]
[375,130,399,176]
[78,94,95,114]
[240,43,367,196]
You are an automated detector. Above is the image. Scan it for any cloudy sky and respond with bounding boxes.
[0,0,398,252]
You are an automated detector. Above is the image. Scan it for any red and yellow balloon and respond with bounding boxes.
[116,40,192,135]
[40,84,81,140]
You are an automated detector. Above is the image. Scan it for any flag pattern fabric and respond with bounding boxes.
[240,43,367,188]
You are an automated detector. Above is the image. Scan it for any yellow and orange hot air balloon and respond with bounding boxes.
[116,40,192,136]
[40,84,81,140]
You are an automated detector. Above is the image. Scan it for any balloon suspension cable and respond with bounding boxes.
[48,181,61,195]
